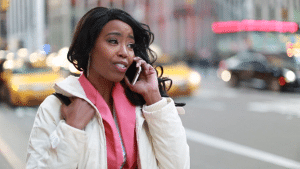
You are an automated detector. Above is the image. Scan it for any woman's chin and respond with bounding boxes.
[110,76,125,83]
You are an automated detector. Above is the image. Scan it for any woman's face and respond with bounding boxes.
[89,19,135,82]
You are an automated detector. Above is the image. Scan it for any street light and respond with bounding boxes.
[0,0,9,12]
[185,0,196,5]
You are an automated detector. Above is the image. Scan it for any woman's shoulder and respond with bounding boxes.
[40,94,62,109]
[35,94,63,125]
[54,75,87,99]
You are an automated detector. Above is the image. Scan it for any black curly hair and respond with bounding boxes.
[67,7,173,106]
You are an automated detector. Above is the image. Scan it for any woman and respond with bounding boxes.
[26,7,189,169]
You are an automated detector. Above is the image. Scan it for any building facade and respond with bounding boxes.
[6,0,300,63]
[46,0,217,62]
[0,0,9,50]
[7,0,46,53]
[213,0,300,59]
[5,0,217,63]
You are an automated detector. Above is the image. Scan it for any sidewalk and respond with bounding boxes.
[0,153,12,169]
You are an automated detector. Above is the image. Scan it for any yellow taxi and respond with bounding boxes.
[152,48,201,98]
[0,52,64,106]
[156,61,201,97]
[150,44,201,98]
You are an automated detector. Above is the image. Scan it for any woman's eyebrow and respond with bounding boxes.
[106,32,134,40]
[128,35,134,40]
[106,32,121,36]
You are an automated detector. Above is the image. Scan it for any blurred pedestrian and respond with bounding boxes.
[26,7,189,169]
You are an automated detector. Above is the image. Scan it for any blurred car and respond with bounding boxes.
[0,58,64,106]
[218,50,300,92]
[161,62,201,97]
[155,53,201,97]
[0,50,8,86]
[150,43,201,97]
[46,47,81,77]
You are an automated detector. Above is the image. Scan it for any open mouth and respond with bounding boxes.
[115,63,126,69]
[114,63,127,72]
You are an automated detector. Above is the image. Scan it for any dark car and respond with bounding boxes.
[217,51,300,92]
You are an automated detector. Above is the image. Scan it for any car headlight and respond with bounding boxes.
[221,70,231,82]
[12,84,29,91]
[3,60,14,69]
[11,84,19,91]
[284,69,296,83]
[188,71,201,85]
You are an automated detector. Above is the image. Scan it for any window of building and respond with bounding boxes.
[1,20,7,38]
[45,1,48,27]
[281,8,288,21]
[231,0,236,20]
[255,4,262,20]
[269,6,275,20]
[109,0,113,8]
[294,0,299,11]
[216,4,223,21]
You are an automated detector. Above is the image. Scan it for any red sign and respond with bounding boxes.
[212,20,299,34]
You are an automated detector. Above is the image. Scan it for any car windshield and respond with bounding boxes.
[12,62,51,74]
[295,57,300,70]
[265,54,299,71]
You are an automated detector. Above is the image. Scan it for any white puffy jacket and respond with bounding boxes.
[26,76,190,169]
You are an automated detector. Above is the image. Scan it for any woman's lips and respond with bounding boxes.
[114,63,127,73]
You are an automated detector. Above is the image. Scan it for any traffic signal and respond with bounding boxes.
[1,0,10,12]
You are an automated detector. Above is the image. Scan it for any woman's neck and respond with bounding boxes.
[86,73,114,112]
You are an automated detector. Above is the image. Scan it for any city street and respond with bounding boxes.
[176,68,300,169]
[1,0,300,168]
[1,68,300,169]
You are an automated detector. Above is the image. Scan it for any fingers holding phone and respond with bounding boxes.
[125,61,142,85]
[125,57,160,98]
[125,57,147,86]
[133,57,153,75]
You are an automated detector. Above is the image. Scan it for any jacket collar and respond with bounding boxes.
[54,75,105,121]
[54,75,86,99]
[53,75,145,125]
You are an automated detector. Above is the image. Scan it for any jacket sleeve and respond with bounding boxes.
[26,95,87,169]
[142,97,190,169]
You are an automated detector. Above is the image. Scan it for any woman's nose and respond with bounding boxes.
[118,44,130,58]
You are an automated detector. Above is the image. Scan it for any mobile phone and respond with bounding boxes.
[126,61,142,85]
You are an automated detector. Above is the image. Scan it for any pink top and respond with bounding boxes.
[79,74,137,168]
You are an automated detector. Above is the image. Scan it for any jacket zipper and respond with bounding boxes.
[135,107,144,169]
[113,108,126,169]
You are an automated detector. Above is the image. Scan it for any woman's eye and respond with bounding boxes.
[108,39,118,44]
[128,44,135,49]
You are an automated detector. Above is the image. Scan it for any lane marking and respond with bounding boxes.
[15,107,37,118]
[185,101,225,112]
[0,136,25,169]
[248,99,300,118]
[186,128,300,168]
[197,88,238,99]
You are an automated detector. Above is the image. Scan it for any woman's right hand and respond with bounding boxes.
[60,97,95,130]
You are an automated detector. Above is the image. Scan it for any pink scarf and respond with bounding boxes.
[79,75,137,168]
